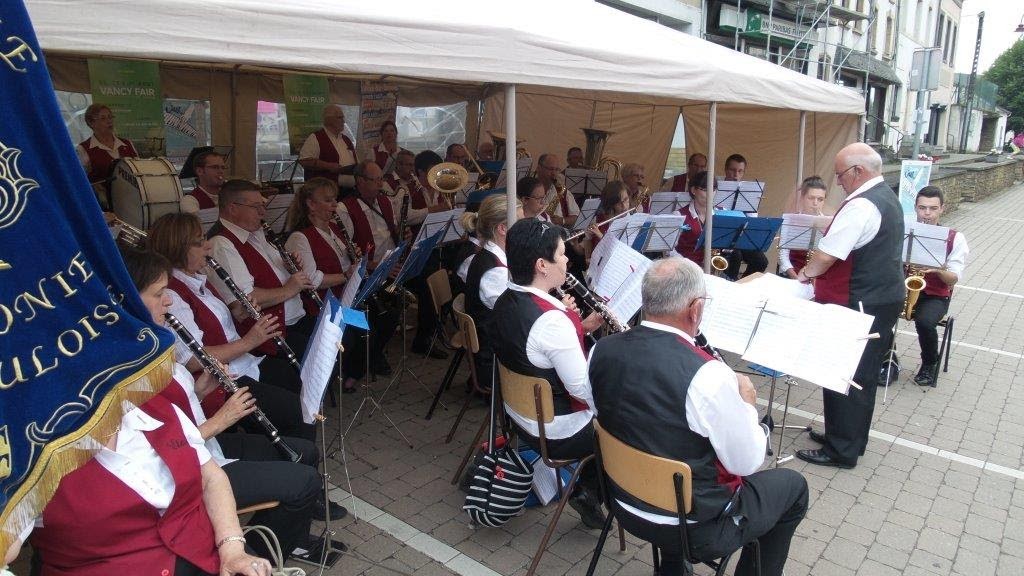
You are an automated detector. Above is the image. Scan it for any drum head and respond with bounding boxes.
[110,157,183,229]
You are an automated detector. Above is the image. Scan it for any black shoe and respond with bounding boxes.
[373,359,393,376]
[569,489,606,529]
[914,363,938,386]
[312,499,348,522]
[412,344,449,359]
[808,429,826,444]
[796,448,855,469]
[291,534,346,567]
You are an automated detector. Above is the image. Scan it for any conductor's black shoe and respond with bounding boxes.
[569,490,606,529]
[914,363,938,386]
[796,449,855,469]
[808,429,827,445]
[312,499,349,522]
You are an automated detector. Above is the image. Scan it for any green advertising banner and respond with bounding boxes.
[87,58,165,156]
[283,74,330,155]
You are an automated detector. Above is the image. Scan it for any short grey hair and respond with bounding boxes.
[621,162,644,178]
[642,256,705,317]
[847,147,882,174]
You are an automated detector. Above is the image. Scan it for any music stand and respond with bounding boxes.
[704,214,783,254]
[630,215,688,255]
[746,363,806,466]
[564,167,608,198]
[715,180,765,213]
[571,198,601,234]
[648,192,686,215]
[346,244,413,445]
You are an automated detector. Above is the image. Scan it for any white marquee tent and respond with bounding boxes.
[27,0,864,245]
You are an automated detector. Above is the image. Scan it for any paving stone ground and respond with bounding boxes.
[283,178,1024,576]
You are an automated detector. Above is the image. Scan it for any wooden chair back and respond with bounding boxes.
[498,362,555,424]
[593,420,692,514]
[426,269,452,316]
[453,310,480,354]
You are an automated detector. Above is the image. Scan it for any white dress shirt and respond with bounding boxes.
[207,218,305,326]
[284,227,348,288]
[543,183,580,218]
[166,269,262,382]
[457,236,482,282]
[817,176,885,261]
[478,241,508,310]
[335,197,397,265]
[298,128,356,188]
[172,363,234,467]
[598,321,767,525]
[503,283,593,440]
[392,180,451,226]
[944,231,969,279]
[179,186,217,214]
[75,135,132,173]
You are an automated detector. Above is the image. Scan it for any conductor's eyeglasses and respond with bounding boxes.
[835,165,859,179]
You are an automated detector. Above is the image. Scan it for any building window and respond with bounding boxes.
[936,15,946,60]
[914,0,923,38]
[885,15,895,58]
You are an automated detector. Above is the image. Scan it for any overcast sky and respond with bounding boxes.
[954,0,1023,74]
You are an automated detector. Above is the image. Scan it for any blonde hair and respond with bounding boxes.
[459,194,519,242]
[286,177,338,232]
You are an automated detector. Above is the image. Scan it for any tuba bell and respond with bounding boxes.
[427,162,470,204]
[488,130,528,162]
[582,127,620,180]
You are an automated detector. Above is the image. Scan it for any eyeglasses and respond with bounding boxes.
[835,165,859,179]
[232,201,266,211]
[527,194,546,201]
[201,164,228,171]
[690,295,712,307]
[358,175,383,183]
[540,165,558,171]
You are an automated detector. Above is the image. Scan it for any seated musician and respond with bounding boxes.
[491,218,606,528]
[207,179,317,361]
[336,160,405,374]
[722,153,768,279]
[675,170,711,267]
[123,248,345,559]
[585,180,630,242]
[621,163,649,212]
[536,153,579,228]
[5,259,273,576]
[445,143,470,167]
[477,140,496,162]
[181,150,228,213]
[663,153,706,192]
[588,257,808,576]
[517,176,552,223]
[75,103,138,209]
[566,146,585,170]
[909,186,969,386]
[462,194,523,386]
[298,104,357,194]
[779,176,829,279]
[372,120,406,174]
[149,213,312,439]
[383,149,417,198]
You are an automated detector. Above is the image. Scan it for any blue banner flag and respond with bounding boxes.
[0,2,174,552]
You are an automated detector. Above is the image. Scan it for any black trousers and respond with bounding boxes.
[914,295,950,365]
[725,249,768,279]
[407,252,441,351]
[235,375,315,441]
[341,298,399,379]
[617,468,808,576]
[822,301,902,463]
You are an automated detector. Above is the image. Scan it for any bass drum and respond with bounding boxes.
[110,157,183,230]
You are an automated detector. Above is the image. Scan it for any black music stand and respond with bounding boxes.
[705,214,783,255]
[747,363,806,466]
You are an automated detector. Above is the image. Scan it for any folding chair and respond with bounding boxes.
[444,309,486,443]
[585,420,760,576]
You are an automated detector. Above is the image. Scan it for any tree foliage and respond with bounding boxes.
[984,38,1024,133]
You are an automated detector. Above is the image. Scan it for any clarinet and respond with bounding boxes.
[330,213,362,263]
[164,313,301,463]
[694,330,724,362]
[261,222,325,308]
[561,274,630,333]
[383,194,412,296]
[204,256,302,374]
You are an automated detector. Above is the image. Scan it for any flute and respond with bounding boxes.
[261,222,325,308]
[205,256,302,374]
[566,206,639,241]
[165,313,301,463]
[561,274,630,333]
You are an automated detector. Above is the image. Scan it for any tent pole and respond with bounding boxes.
[505,84,517,228]
[704,102,717,274]
[797,111,806,187]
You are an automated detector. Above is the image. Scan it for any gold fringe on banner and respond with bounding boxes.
[0,348,175,557]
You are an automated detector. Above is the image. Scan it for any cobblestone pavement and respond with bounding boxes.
[292,182,1024,575]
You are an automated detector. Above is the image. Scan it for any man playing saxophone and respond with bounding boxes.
[537,153,579,228]
[908,186,968,386]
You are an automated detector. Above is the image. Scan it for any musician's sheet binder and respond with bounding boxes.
[586,237,651,323]
[902,217,951,267]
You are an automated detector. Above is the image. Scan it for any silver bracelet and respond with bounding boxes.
[216,534,247,549]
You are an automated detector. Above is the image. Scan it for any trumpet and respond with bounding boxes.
[110,217,147,249]
[261,222,324,309]
[562,273,630,333]
[165,312,301,463]
[902,265,927,320]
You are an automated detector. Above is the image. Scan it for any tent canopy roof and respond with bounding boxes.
[27,0,863,114]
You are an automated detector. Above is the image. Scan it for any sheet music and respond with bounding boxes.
[742,297,873,394]
[413,208,465,247]
[779,213,831,250]
[341,257,366,308]
[263,193,295,234]
[564,167,589,197]
[454,173,480,205]
[572,198,601,233]
[300,297,344,423]
[516,157,533,181]
[587,238,649,303]
[649,192,683,215]
[639,215,687,252]
[715,181,763,212]
[699,275,766,355]
[742,272,814,301]
[902,217,950,267]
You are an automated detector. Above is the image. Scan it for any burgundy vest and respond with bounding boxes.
[676,207,705,266]
[166,275,231,416]
[187,186,217,209]
[341,195,396,261]
[304,129,355,181]
[922,229,957,298]
[298,224,346,314]
[789,249,808,272]
[31,395,219,576]
[670,173,688,193]
[80,137,138,184]
[212,225,289,355]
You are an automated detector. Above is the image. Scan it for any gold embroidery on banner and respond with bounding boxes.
[0,139,38,231]
[0,35,37,73]
[0,426,11,480]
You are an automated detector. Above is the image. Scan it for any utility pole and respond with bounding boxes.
[959,11,984,153]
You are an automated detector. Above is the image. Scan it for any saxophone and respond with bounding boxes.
[902,265,926,320]
[545,183,568,219]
